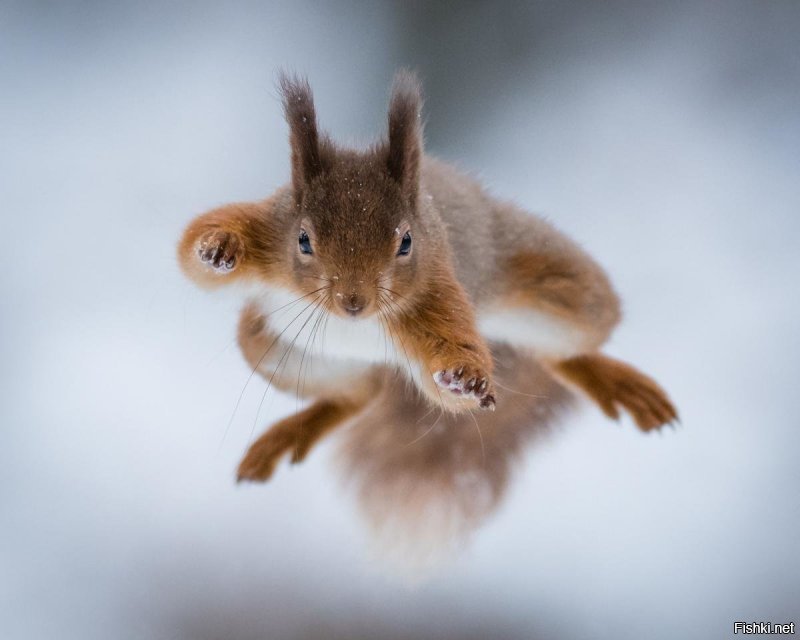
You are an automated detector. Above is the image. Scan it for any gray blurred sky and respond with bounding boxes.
[1,1,799,638]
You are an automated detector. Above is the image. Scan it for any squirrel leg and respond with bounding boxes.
[177,195,282,289]
[483,247,676,430]
[550,353,678,431]
[396,272,497,412]
[237,396,367,482]
[482,247,622,360]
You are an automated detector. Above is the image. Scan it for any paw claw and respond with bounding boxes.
[433,366,496,410]
[198,230,242,274]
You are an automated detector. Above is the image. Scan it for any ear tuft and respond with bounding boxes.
[279,72,326,197]
[386,69,423,202]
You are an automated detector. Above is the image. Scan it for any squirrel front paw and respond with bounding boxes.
[434,366,496,410]
[198,230,243,273]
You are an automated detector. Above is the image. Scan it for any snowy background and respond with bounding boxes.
[1,1,798,638]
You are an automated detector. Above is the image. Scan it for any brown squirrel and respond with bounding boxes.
[178,71,677,484]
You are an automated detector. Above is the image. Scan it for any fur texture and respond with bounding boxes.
[337,342,572,572]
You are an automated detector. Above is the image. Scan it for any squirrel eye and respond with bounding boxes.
[397,231,412,256]
[298,230,313,255]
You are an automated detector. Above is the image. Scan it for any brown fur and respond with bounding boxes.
[280,73,330,196]
[386,70,423,206]
[552,354,678,431]
[499,248,621,349]
[177,70,678,491]
[177,193,292,289]
[237,398,364,482]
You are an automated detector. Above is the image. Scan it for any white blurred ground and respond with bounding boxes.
[1,2,798,638]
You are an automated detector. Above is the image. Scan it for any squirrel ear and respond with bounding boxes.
[279,72,327,198]
[386,70,423,204]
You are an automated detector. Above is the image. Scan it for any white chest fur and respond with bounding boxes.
[252,287,403,367]
[248,285,589,378]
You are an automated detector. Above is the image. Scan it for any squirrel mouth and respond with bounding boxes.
[334,291,370,317]
[344,306,364,317]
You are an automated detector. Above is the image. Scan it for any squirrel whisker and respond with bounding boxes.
[377,294,420,393]
[466,408,486,465]
[248,295,327,446]
[220,291,328,450]
[492,380,549,400]
[405,408,445,447]
[295,297,328,410]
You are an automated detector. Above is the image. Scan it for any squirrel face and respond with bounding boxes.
[288,162,418,319]
[280,72,424,320]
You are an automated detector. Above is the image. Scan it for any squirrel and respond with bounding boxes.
[178,70,677,483]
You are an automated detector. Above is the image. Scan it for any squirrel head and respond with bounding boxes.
[279,71,425,319]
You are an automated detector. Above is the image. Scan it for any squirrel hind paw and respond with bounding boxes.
[555,354,677,433]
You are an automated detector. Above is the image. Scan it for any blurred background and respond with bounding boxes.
[1,1,798,638]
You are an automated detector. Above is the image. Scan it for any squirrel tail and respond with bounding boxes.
[335,343,574,577]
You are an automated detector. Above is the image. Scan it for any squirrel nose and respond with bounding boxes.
[342,293,366,316]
